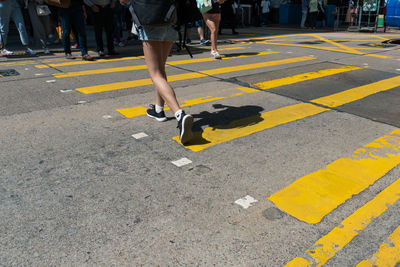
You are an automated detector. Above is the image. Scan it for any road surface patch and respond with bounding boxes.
[117,87,259,119]
[53,51,278,78]
[285,176,400,266]
[253,65,363,90]
[270,130,400,224]
[356,225,400,267]
[76,56,315,94]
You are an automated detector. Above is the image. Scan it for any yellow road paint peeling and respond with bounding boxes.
[173,103,329,151]
[77,56,314,94]
[356,225,400,267]
[254,66,363,90]
[285,174,400,267]
[271,130,400,225]
[312,75,400,107]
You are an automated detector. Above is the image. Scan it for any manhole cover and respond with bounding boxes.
[0,69,19,77]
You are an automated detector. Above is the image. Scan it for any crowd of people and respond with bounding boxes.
[0,0,136,59]
[0,0,277,59]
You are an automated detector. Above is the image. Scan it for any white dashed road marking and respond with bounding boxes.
[132,132,148,139]
[102,115,112,119]
[171,158,192,167]
[235,195,258,209]
[46,80,56,83]
[60,89,72,93]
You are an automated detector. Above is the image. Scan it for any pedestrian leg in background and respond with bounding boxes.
[27,2,51,54]
[69,3,91,60]
[203,12,221,59]
[103,5,117,55]
[143,40,194,144]
[0,0,13,54]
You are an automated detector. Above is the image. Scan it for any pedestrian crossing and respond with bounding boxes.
[39,46,400,266]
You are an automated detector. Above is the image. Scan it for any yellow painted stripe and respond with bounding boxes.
[173,103,329,151]
[309,34,364,55]
[311,75,400,108]
[259,41,359,54]
[76,56,315,94]
[56,51,278,78]
[270,130,400,224]
[35,65,50,69]
[285,171,400,267]
[218,46,245,51]
[356,225,400,267]
[254,65,363,90]
[117,87,259,118]
[35,55,145,68]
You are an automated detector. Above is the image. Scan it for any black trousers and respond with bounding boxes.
[91,5,114,52]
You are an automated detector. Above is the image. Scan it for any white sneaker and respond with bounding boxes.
[26,48,36,55]
[44,48,50,54]
[211,50,222,59]
[1,49,13,56]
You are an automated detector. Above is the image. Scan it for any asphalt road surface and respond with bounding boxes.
[1,28,400,266]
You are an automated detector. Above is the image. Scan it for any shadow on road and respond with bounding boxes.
[184,103,264,146]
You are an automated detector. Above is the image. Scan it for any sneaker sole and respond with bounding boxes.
[147,113,167,122]
[180,115,194,145]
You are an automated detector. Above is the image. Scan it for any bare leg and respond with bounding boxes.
[197,25,204,40]
[142,40,180,113]
[203,13,220,52]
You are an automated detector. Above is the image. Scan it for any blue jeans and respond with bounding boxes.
[58,3,88,55]
[0,0,29,46]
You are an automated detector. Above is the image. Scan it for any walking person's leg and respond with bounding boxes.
[90,6,104,54]
[143,40,193,144]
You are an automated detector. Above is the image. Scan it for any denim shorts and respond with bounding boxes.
[138,24,178,42]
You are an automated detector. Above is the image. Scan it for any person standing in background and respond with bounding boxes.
[26,0,52,54]
[308,0,318,29]
[84,0,118,56]
[220,0,238,34]
[260,0,270,26]
[0,0,36,55]
[58,0,93,60]
[300,0,308,28]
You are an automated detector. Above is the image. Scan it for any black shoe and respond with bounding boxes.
[177,111,193,145]
[146,104,167,122]
[232,31,239,35]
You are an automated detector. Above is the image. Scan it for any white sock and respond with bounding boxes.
[174,109,183,121]
[155,104,163,113]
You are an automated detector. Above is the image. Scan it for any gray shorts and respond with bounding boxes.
[138,24,178,42]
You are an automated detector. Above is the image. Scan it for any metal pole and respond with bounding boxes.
[358,1,362,30]
[374,0,381,32]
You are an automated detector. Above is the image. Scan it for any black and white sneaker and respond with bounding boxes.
[146,104,167,122]
[177,111,193,145]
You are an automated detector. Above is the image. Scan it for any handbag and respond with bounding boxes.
[44,0,71,8]
[196,0,212,13]
[36,4,51,16]
[131,0,176,26]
